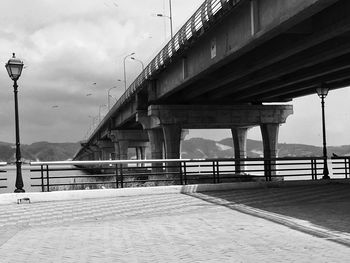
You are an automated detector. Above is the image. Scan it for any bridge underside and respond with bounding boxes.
[155,0,350,104]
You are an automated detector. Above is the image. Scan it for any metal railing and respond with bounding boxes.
[85,0,242,146]
[28,156,349,192]
[331,156,350,179]
[0,162,7,189]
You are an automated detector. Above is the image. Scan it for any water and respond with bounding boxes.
[0,165,90,194]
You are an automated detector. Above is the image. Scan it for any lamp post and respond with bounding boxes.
[316,84,330,180]
[99,104,107,123]
[5,53,25,192]
[107,86,117,110]
[123,52,135,91]
[131,57,145,71]
[157,0,173,38]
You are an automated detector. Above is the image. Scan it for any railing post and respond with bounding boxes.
[179,161,184,185]
[311,158,315,180]
[315,159,318,180]
[183,161,187,185]
[216,161,220,183]
[212,161,217,184]
[115,164,119,189]
[346,158,349,179]
[40,165,44,192]
[46,165,50,192]
[120,164,124,188]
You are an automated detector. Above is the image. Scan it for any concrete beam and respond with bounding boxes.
[109,130,149,142]
[148,104,293,129]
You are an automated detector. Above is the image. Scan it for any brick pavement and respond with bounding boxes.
[192,183,350,233]
[0,190,350,262]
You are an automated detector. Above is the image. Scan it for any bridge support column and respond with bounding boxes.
[136,111,166,177]
[260,123,280,181]
[231,127,249,174]
[109,129,149,162]
[117,141,129,160]
[147,128,164,174]
[162,124,182,182]
[112,141,120,160]
[162,124,182,160]
[89,146,101,161]
[96,141,114,160]
[135,146,146,166]
[146,104,292,183]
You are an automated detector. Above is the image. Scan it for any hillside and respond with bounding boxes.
[0,137,349,162]
[182,137,350,158]
[0,141,80,163]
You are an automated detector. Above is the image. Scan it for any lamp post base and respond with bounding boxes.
[14,188,25,193]
[322,165,330,180]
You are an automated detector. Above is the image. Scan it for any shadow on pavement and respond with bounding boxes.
[188,182,350,234]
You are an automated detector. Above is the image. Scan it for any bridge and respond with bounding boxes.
[74,0,350,177]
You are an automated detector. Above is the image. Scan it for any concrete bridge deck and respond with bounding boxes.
[0,181,349,262]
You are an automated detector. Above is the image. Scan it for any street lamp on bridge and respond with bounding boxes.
[5,53,25,192]
[123,52,135,91]
[107,86,117,110]
[131,57,144,71]
[316,84,330,180]
[99,104,107,123]
[157,0,173,38]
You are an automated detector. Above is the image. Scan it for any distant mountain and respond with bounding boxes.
[0,141,80,163]
[0,137,349,163]
[182,137,350,158]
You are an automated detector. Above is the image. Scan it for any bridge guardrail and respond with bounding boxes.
[28,157,349,192]
[85,0,243,147]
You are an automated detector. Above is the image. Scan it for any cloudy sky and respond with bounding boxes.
[0,0,350,147]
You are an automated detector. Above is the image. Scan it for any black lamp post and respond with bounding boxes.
[316,84,330,180]
[5,53,25,192]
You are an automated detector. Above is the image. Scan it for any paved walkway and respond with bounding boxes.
[0,184,350,262]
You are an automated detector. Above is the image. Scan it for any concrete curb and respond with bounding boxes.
[1,178,349,205]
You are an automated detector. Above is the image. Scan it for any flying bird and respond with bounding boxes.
[52,105,59,108]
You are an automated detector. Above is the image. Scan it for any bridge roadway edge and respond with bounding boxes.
[1,179,350,248]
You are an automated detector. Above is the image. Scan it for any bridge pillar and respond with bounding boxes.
[118,141,129,160]
[111,141,120,160]
[109,130,149,161]
[162,124,182,180]
[147,104,292,182]
[231,127,250,174]
[96,140,114,160]
[162,124,182,160]
[136,112,165,175]
[146,128,164,174]
[84,148,94,161]
[89,145,101,161]
[260,123,280,181]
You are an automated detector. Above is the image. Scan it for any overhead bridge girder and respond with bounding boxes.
[146,104,293,129]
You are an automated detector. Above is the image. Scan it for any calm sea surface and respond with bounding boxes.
[0,165,89,194]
